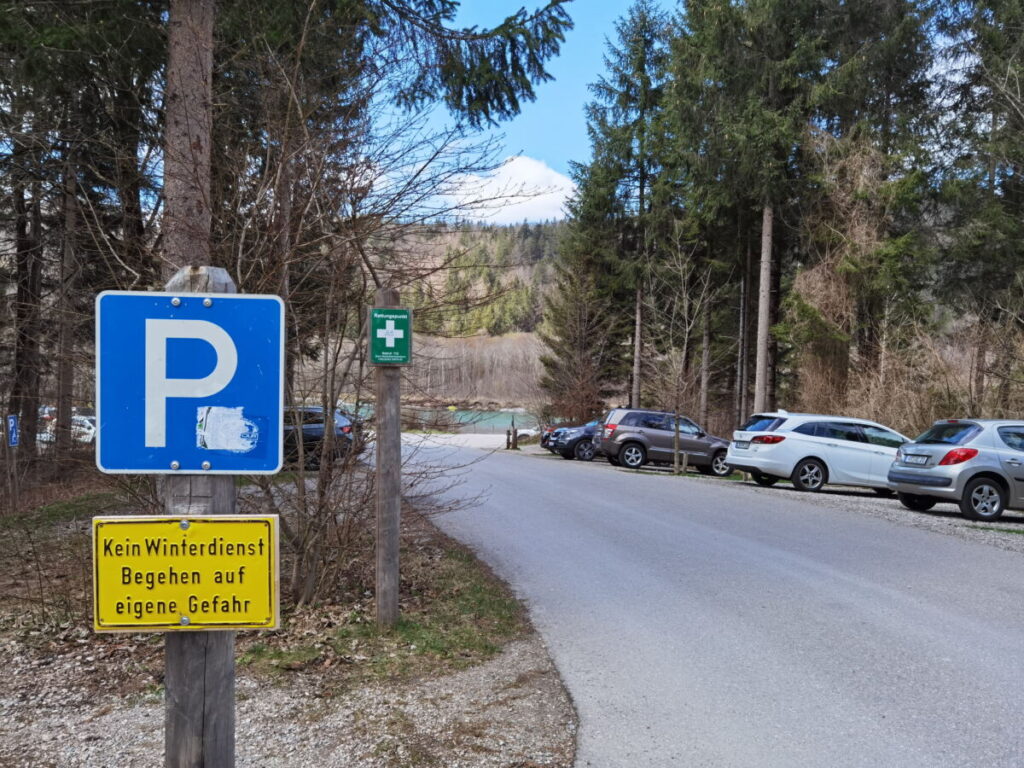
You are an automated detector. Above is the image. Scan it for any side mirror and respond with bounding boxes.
[697,430,706,438]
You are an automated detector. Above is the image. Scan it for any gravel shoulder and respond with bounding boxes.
[0,633,574,768]
[0,468,578,768]
[685,472,1024,555]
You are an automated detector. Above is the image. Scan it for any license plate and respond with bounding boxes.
[734,441,750,449]
[905,454,928,465]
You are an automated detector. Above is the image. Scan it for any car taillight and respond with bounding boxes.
[938,447,978,465]
[603,423,616,438]
[751,435,785,444]
[341,425,352,434]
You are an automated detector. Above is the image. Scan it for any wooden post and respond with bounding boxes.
[375,287,401,628]
[162,266,237,768]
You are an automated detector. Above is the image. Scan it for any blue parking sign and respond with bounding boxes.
[96,291,284,474]
[6,414,18,447]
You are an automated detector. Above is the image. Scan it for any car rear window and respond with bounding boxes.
[619,412,642,426]
[914,422,981,445]
[997,426,1024,451]
[740,415,787,432]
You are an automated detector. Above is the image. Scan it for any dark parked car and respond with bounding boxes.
[283,406,356,469]
[545,426,570,453]
[553,421,600,461]
[594,408,731,474]
[540,421,570,450]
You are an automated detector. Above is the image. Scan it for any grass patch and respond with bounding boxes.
[969,525,1024,536]
[4,491,121,530]
[235,471,299,488]
[238,642,323,674]
[323,546,525,681]
[3,481,528,699]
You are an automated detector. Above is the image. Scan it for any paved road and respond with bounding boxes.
[416,441,1024,768]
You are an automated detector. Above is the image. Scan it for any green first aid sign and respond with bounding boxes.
[369,307,412,365]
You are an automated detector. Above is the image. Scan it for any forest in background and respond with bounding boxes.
[540,0,1024,438]
[0,0,573,603]
[7,0,1024,455]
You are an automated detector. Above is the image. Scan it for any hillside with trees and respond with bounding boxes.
[406,221,565,338]
[540,0,1024,434]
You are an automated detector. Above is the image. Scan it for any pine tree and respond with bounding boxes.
[544,0,669,410]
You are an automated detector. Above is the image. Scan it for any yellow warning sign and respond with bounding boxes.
[92,515,279,632]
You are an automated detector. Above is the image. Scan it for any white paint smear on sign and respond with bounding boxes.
[196,406,259,452]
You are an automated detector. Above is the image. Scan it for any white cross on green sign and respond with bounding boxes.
[369,307,412,365]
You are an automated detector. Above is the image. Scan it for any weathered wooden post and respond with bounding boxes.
[370,288,410,628]
[162,265,236,768]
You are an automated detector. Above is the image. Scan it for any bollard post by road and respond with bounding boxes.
[162,265,237,768]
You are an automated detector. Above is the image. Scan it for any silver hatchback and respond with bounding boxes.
[887,419,1024,520]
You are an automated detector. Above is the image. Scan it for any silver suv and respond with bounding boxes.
[594,408,731,474]
[887,419,1024,520]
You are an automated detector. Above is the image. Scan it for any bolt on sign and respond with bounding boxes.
[369,307,412,365]
[92,515,279,632]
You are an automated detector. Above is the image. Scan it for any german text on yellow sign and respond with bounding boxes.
[92,515,279,632]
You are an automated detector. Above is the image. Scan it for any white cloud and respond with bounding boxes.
[451,156,575,224]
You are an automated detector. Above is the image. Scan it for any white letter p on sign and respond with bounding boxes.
[145,319,238,447]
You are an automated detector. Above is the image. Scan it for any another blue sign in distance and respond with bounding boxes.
[96,291,284,474]
[6,414,18,448]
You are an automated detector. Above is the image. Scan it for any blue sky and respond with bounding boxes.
[445,0,675,223]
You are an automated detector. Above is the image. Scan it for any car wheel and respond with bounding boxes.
[897,492,936,512]
[791,458,827,492]
[873,488,895,497]
[709,451,731,477]
[959,477,1007,521]
[620,443,647,469]
[751,471,778,487]
[574,439,595,462]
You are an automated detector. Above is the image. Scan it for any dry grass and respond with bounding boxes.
[0,477,528,700]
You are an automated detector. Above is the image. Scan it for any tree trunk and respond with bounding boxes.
[699,300,710,427]
[113,84,153,288]
[162,0,214,276]
[753,204,773,413]
[631,286,642,408]
[972,320,988,414]
[768,231,781,410]
[56,158,79,456]
[8,127,44,457]
[736,243,750,423]
[161,5,232,767]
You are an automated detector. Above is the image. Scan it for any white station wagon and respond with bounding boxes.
[726,411,910,492]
